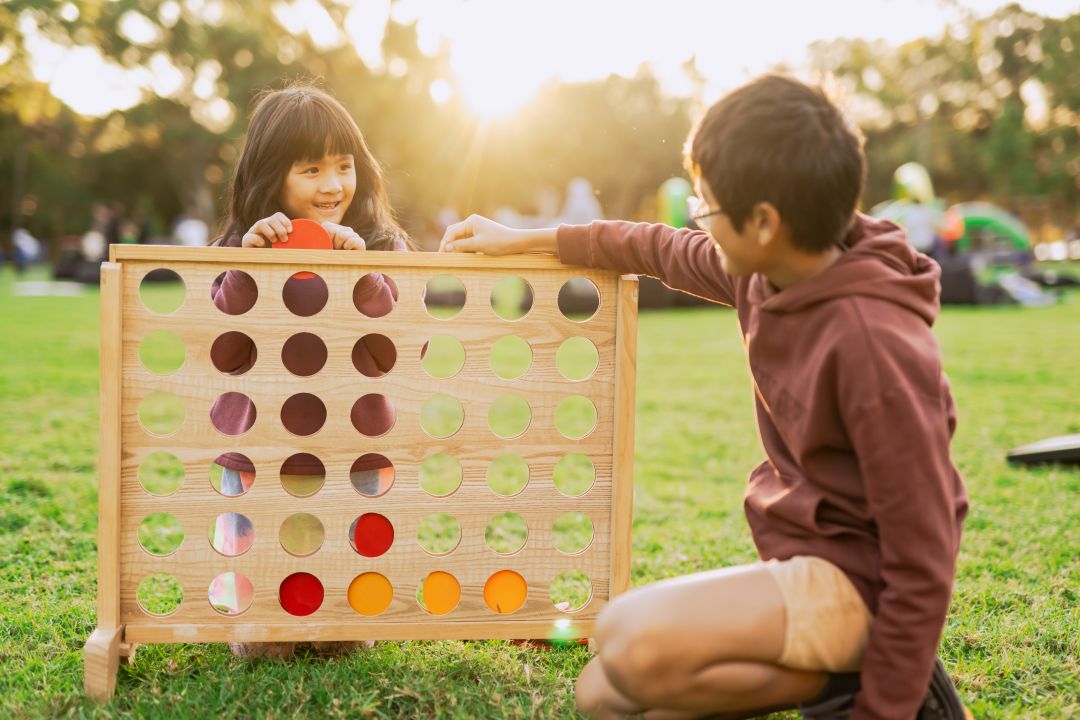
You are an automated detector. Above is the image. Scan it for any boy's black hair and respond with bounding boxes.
[686,75,865,252]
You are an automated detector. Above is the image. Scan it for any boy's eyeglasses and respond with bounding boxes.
[686,195,723,225]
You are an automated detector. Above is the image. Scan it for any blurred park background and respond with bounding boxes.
[1,0,1078,264]
[1,1,1079,717]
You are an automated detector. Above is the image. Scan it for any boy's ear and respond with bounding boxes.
[751,202,783,247]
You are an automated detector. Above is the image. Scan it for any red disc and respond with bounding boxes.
[279,572,324,616]
[273,218,332,279]
[352,513,394,557]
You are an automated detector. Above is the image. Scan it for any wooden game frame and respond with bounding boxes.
[85,246,638,700]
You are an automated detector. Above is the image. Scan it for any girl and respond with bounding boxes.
[208,84,408,659]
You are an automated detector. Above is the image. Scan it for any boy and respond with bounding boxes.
[440,75,969,719]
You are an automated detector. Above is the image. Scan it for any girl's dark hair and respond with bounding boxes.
[685,75,865,252]
[213,83,409,249]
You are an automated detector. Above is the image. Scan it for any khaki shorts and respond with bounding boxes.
[762,555,874,673]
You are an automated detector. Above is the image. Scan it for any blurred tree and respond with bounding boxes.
[809,4,1079,225]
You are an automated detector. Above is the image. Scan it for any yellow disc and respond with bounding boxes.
[422,571,461,615]
[483,570,527,614]
[348,572,393,616]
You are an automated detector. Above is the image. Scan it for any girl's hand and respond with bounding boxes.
[242,212,292,247]
[439,215,557,255]
[322,222,366,251]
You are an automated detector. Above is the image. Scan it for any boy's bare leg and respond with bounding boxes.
[575,564,829,718]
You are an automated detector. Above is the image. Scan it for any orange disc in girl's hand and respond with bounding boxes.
[274,218,332,279]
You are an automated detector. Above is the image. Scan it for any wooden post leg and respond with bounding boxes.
[84,626,124,701]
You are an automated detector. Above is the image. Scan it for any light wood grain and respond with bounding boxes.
[94,251,637,649]
[610,276,639,597]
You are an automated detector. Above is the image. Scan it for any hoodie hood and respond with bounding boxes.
[755,213,941,325]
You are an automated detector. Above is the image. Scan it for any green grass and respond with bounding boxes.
[1,266,1078,717]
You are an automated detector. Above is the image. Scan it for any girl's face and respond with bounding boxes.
[279,152,356,225]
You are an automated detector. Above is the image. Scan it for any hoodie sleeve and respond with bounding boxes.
[840,325,963,720]
[557,221,736,306]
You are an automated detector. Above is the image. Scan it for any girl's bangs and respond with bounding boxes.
[283,98,362,164]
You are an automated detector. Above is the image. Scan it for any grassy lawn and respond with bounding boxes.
[0,265,1077,718]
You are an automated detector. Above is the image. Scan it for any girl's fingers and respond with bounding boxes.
[241,232,269,248]
[268,218,290,243]
[342,237,366,251]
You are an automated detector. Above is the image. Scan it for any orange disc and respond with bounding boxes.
[483,570,527,614]
[422,571,461,615]
[348,572,393,616]
[274,218,332,279]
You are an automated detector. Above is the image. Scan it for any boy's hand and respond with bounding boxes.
[322,222,366,251]
[439,215,557,255]
[242,212,292,247]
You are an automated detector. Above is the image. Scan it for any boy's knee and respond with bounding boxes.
[594,596,672,706]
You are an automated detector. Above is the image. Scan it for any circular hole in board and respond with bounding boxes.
[486,454,528,497]
[417,572,461,615]
[420,394,464,439]
[140,391,186,436]
[351,393,396,437]
[419,453,462,497]
[489,336,532,380]
[350,513,394,558]
[490,275,533,320]
[138,451,184,496]
[140,269,185,314]
[417,513,462,556]
[211,270,257,316]
[485,512,528,555]
[555,395,597,439]
[280,453,326,497]
[423,275,466,319]
[208,572,254,616]
[282,333,327,376]
[488,395,531,439]
[483,570,527,614]
[138,512,184,556]
[209,456,254,497]
[210,331,257,375]
[280,572,324,616]
[354,333,397,377]
[139,330,185,375]
[210,392,254,436]
[351,454,394,497]
[551,570,592,613]
[137,573,183,617]
[348,572,393,616]
[208,512,254,557]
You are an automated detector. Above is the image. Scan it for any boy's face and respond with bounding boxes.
[280,153,356,225]
[693,178,774,278]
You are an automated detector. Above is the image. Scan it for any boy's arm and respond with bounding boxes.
[440,215,737,306]
[841,330,964,720]
[558,221,736,306]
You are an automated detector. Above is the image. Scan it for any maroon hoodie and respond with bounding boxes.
[558,214,968,720]
[209,240,405,475]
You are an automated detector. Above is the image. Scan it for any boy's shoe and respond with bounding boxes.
[799,658,970,720]
[228,642,296,660]
[310,640,376,657]
[917,658,970,720]
[797,673,860,719]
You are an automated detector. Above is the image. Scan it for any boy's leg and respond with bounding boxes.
[575,563,827,718]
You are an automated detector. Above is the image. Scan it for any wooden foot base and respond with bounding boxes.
[84,626,124,702]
